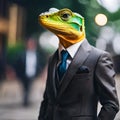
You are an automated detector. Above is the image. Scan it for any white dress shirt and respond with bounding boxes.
[25,50,37,78]
[58,40,83,69]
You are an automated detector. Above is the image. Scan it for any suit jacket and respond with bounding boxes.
[38,39,119,120]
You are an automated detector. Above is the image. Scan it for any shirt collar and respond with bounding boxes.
[59,40,83,59]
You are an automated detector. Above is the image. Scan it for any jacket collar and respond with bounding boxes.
[58,40,84,59]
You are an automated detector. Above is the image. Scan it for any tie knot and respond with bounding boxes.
[61,50,69,61]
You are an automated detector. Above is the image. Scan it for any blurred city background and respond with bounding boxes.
[0,0,120,120]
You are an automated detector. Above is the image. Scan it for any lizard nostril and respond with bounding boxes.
[46,15,49,18]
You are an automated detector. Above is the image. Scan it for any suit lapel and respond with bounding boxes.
[57,39,92,99]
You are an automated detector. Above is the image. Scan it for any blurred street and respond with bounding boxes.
[0,75,46,120]
[0,74,120,120]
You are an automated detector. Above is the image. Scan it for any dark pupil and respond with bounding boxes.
[62,13,69,18]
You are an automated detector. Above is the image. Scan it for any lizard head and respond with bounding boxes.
[39,8,85,48]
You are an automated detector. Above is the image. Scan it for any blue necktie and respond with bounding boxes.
[58,50,69,80]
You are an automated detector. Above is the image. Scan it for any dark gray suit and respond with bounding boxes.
[38,39,119,120]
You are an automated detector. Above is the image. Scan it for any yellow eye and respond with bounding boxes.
[61,13,71,21]
[59,8,72,21]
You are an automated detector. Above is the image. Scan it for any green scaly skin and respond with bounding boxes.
[39,8,86,48]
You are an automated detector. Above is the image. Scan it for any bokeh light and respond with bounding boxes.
[95,13,107,26]
[97,0,120,13]
[113,34,120,55]
[39,31,59,52]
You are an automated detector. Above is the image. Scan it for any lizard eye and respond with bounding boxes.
[61,13,71,21]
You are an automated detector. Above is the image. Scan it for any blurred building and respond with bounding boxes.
[0,0,26,78]
[0,0,25,55]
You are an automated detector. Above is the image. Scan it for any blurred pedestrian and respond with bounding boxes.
[15,37,43,106]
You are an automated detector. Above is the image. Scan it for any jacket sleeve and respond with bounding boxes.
[38,63,50,120]
[95,52,119,120]
[38,87,48,120]
[38,57,52,120]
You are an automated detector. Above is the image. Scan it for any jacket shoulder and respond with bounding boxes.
[91,46,111,56]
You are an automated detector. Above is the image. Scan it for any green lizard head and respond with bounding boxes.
[39,8,85,48]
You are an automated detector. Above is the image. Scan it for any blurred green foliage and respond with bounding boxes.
[6,42,24,66]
